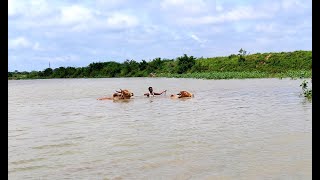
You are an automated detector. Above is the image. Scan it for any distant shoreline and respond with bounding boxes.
[8,70,311,80]
[8,50,312,80]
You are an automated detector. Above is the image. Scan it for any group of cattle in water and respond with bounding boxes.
[97,87,193,101]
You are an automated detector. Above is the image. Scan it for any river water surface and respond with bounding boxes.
[8,78,312,179]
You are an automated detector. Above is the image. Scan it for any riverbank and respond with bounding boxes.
[8,70,311,80]
[158,70,312,80]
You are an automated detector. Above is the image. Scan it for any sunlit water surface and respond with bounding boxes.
[8,78,312,179]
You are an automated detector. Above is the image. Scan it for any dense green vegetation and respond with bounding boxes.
[158,70,311,79]
[8,50,312,80]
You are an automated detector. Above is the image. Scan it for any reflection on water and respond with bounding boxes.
[9,78,312,179]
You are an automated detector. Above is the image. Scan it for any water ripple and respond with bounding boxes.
[8,78,312,179]
[32,142,76,150]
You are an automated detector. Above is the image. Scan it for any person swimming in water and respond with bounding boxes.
[144,87,167,97]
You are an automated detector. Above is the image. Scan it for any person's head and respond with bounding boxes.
[148,87,153,93]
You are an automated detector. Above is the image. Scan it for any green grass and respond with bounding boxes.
[158,70,311,80]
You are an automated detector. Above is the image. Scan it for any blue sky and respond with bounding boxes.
[8,0,312,72]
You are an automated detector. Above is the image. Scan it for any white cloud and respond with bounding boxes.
[9,4,97,31]
[161,0,192,7]
[60,5,93,25]
[255,23,275,33]
[8,0,312,71]
[33,55,79,63]
[8,0,50,17]
[95,0,127,8]
[9,37,32,49]
[255,21,309,36]
[29,0,50,16]
[218,6,264,21]
[211,26,223,33]
[281,0,307,10]
[32,42,43,51]
[216,4,223,12]
[25,5,140,32]
[161,0,207,14]
[190,34,205,43]
[180,5,272,25]
[106,13,139,29]
[8,0,14,16]
[9,37,43,51]
[8,0,22,16]
[52,55,79,62]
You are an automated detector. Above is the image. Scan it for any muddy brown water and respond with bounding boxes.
[8,78,312,179]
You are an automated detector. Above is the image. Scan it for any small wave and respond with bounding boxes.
[8,132,28,138]
[53,150,80,156]
[9,165,47,173]
[32,142,76,149]
[10,157,46,165]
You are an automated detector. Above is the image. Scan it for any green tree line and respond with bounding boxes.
[8,50,312,80]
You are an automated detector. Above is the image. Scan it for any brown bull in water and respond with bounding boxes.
[97,89,134,100]
[170,90,194,98]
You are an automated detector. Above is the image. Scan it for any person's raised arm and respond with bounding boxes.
[153,90,167,95]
